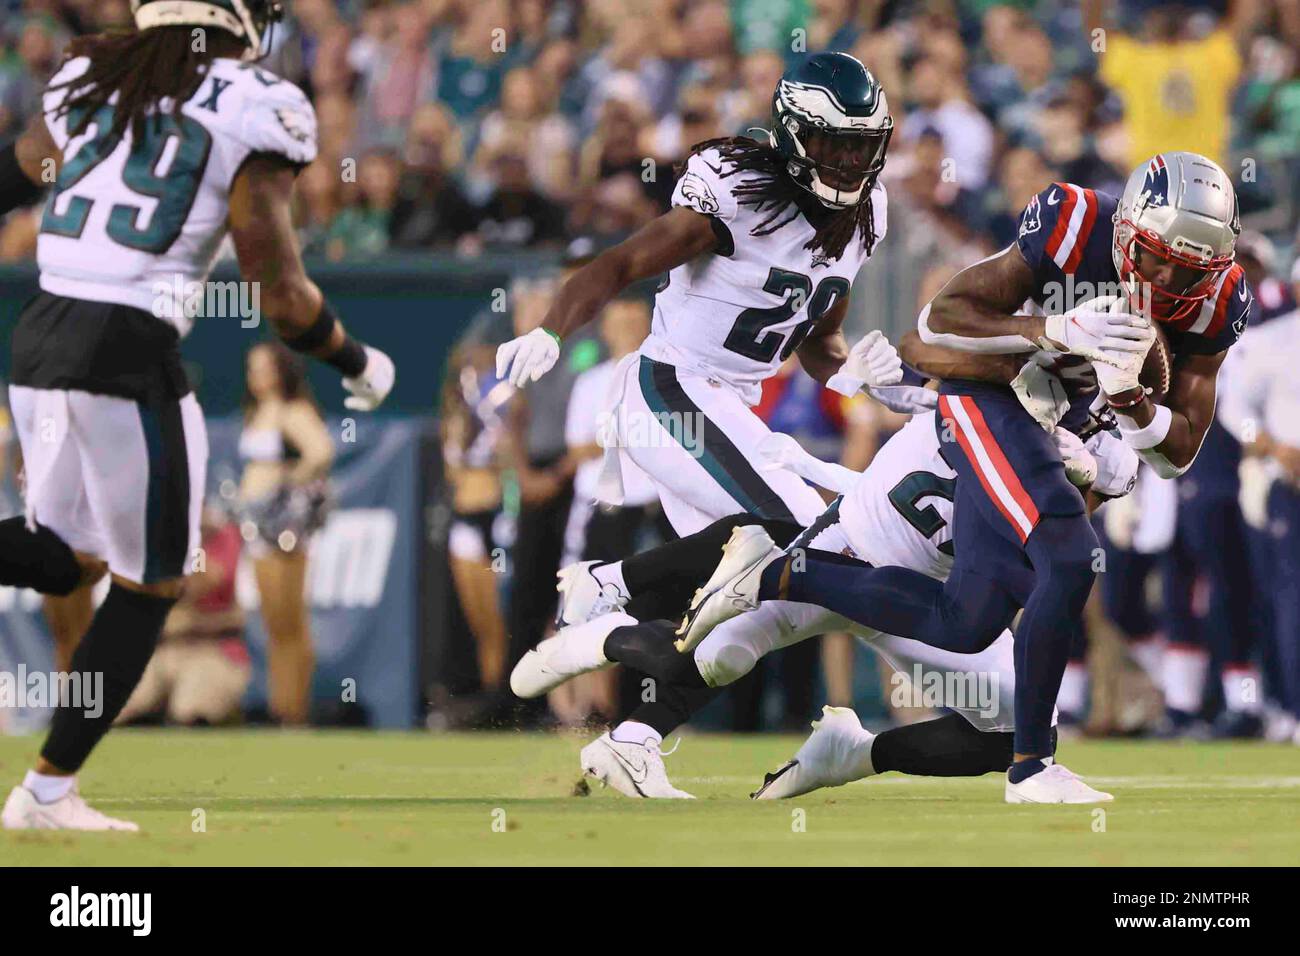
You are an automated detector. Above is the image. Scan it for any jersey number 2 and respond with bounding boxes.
[41,104,213,254]
[888,470,956,556]
[724,268,849,363]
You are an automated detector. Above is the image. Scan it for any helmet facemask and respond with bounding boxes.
[777,114,892,209]
[1114,219,1233,323]
[1112,152,1241,324]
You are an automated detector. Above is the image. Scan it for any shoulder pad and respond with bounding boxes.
[228,64,318,167]
[672,148,739,222]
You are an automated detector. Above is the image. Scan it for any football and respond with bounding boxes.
[1141,321,1173,404]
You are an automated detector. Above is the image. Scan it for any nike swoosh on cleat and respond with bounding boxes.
[606,743,649,784]
[751,760,798,799]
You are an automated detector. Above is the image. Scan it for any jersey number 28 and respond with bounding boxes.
[724,267,849,363]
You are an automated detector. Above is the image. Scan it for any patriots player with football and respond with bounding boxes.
[509,344,1144,798]
[678,152,1252,803]
[0,0,395,830]
[496,52,906,788]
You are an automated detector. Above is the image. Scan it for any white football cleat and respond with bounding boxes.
[2,785,139,831]
[675,525,782,653]
[555,561,629,628]
[753,705,876,799]
[1004,759,1113,804]
[580,732,695,799]
[510,612,632,699]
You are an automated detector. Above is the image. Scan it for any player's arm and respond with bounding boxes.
[923,239,1149,364]
[1109,350,1225,478]
[795,294,849,384]
[496,207,719,387]
[899,329,1029,384]
[918,246,1047,352]
[228,155,394,410]
[0,113,58,215]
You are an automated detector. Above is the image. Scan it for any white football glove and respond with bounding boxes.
[826,329,904,397]
[1052,426,1098,488]
[496,327,561,388]
[1086,429,1140,498]
[1092,301,1156,397]
[1011,353,1069,432]
[342,346,396,411]
[1041,295,1153,368]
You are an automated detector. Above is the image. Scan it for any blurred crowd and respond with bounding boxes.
[1,0,1298,263]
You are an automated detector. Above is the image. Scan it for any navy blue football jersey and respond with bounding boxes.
[1015,182,1253,359]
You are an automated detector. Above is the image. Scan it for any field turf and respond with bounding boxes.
[0,729,1295,866]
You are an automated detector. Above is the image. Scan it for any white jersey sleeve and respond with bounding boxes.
[670,149,739,223]
[235,73,318,168]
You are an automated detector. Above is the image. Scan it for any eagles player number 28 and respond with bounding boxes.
[41,103,213,254]
[724,267,850,363]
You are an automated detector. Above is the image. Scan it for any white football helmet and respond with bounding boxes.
[1112,151,1240,322]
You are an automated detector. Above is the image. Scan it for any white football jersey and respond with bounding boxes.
[839,411,955,582]
[641,147,887,405]
[37,56,318,336]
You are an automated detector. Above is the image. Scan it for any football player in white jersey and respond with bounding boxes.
[511,353,1141,799]
[496,51,902,538]
[0,0,394,831]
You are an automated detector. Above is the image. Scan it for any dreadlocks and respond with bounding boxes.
[678,136,880,262]
[52,26,232,145]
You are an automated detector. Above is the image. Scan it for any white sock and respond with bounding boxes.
[1163,646,1208,714]
[591,561,629,599]
[1129,635,1165,683]
[1057,662,1088,715]
[553,611,634,670]
[1221,667,1262,714]
[23,770,75,804]
[611,720,662,748]
[850,732,878,779]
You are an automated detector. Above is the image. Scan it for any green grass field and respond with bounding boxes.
[1,729,1296,866]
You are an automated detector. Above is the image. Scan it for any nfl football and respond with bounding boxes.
[1140,322,1173,404]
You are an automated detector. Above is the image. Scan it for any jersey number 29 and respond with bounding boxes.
[42,104,213,254]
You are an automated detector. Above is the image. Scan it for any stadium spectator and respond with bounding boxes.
[499,249,604,726]
[902,53,996,190]
[551,297,662,724]
[461,144,567,253]
[389,103,476,248]
[1088,0,1251,170]
[441,340,512,698]
[476,65,577,200]
[239,344,335,726]
[117,508,249,727]
[321,149,402,260]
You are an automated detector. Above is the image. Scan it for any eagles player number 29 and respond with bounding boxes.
[42,103,213,254]
[724,267,850,363]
